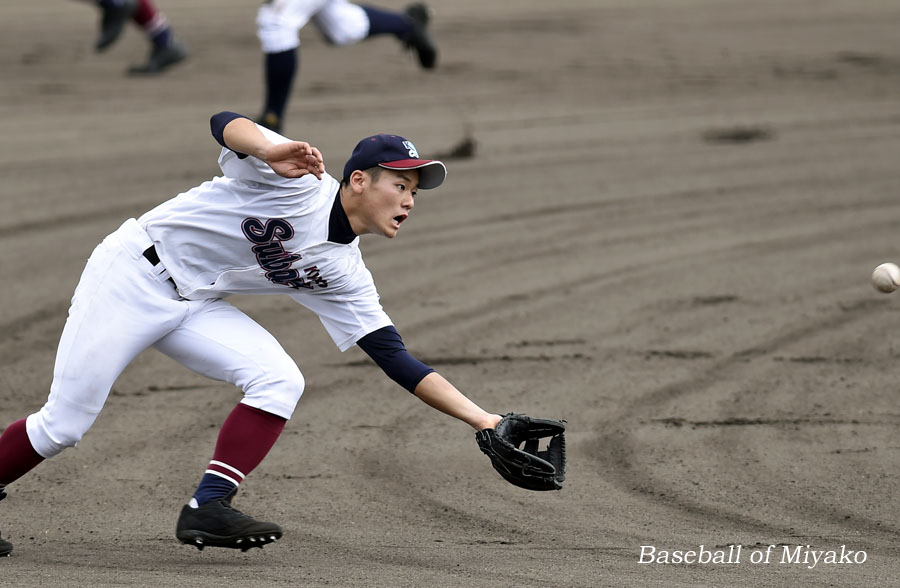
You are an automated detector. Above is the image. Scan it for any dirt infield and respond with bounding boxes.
[2,0,900,586]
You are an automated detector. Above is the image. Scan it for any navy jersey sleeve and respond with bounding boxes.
[210,111,250,158]
[357,326,435,393]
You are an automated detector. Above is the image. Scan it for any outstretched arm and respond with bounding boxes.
[356,326,501,431]
[211,112,325,180]
[356,329,565,490]
[414,372,502,431]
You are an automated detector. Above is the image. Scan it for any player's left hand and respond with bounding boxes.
[475,412,567,491]
[264,141,325,180]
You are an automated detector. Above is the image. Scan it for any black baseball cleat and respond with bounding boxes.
[0,489,11,557]
[0,532,11,558]
[404,3,437,69]
[176,490,282,552]
[96,0,138,52]
[128,38,189,76]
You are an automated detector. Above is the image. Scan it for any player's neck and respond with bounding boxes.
[339,187,371,236]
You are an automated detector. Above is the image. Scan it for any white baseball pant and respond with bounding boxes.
[257,0,371,54]
[25,219,305,458]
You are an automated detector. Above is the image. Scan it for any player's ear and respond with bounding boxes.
[349,169,368,194]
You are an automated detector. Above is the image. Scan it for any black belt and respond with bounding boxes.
[142,245,162,266]
[142,245,176,288]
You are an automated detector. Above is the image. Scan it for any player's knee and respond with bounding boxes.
[26,408,96,458]
[314,3,369,45]
[243,364,305,419]
[258,30,301,54]
[320,26,367,46]
[257,12,301,53]
[276,369,305,406]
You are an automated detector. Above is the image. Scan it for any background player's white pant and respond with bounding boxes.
[257,0,370,54]
[25,219,304,459]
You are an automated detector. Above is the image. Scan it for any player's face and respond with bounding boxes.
[362,169,419,238]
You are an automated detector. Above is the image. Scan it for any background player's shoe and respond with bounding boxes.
[404,3,437,69]
[176,489,282,551]
[95,0,138,52]
[128,38,188,76]
[256,112,283,134]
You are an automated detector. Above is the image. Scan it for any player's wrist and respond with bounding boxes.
[472,413,503,431]
[257,142,277,163]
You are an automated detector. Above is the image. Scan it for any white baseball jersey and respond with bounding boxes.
[26,122,395,459]
[138,126,392,351]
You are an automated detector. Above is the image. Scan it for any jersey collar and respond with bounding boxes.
[327,189,357,244]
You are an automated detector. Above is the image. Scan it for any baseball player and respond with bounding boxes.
[257,1,437,133]
[82,0,188,75]
[0,111,506,554]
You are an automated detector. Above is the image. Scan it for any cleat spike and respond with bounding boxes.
[270,535,277,541]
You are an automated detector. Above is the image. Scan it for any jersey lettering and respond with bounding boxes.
[241,217,294,244]
[305,266,328,288]
[251,242,301,271]
[241,217,329,290]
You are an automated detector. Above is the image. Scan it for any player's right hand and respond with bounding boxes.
[265,141,325,180]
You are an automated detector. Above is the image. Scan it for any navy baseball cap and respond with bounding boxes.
[342,134,447,190]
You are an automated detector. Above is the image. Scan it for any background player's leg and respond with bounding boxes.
[259,48,299,133]
[127,0,188,75]
[316,2,436,68]
[256,0,327,133]
[94,0,138,51]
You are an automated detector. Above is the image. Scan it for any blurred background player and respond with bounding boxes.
[256,1,437,133]
[87,0,188,75]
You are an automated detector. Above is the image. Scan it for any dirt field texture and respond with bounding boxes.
[2,0,900,586]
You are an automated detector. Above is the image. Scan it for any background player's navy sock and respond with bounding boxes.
[361,5,413,39]
[130,0,178,48]
[263,49,298,121]
[151,28,172,48]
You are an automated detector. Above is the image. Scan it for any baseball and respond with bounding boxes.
[872,262,900,293]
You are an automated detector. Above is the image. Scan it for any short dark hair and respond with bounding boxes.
[340,166,383,188]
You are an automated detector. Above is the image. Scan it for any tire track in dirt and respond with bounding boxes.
[589,295,900,543]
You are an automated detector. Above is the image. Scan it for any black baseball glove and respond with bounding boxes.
[475,413,566,491]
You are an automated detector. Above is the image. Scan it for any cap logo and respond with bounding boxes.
[402,140,419,158]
